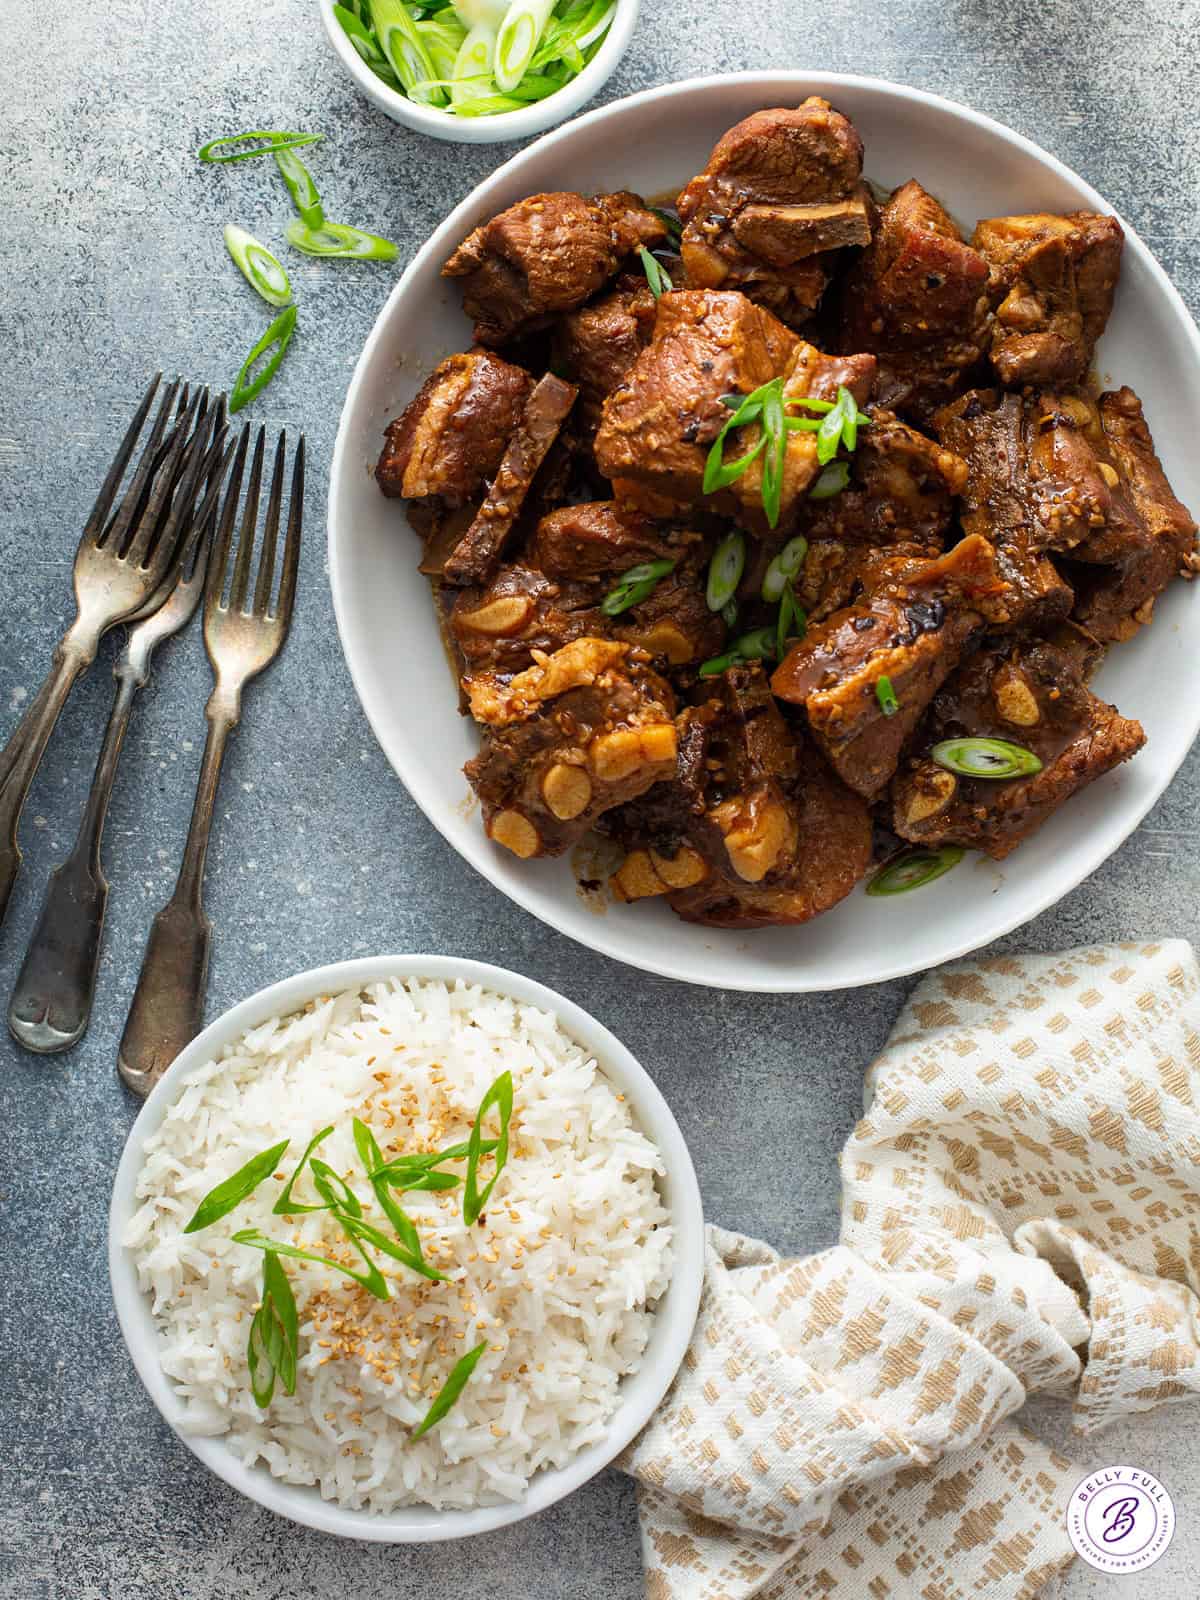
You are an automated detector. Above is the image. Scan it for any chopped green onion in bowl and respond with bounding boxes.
[331,0,618,120]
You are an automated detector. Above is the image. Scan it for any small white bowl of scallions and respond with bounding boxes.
[320,0,639,143]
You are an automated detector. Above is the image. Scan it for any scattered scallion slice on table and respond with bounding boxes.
[285,220,398,260]
[223,225,293,308]
[411,1340,489,1438]
[229,304,298,414]
[866,845,965,897]
[875,674,899,717]
[601,558,675,616]
[637,245,672,300]
[274,146,325,229]
[931,736,1043,779]
[183,1138,290,1232]
[197,131,323,163]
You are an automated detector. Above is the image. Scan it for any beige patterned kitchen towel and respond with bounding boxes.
[623,939,1200,1599]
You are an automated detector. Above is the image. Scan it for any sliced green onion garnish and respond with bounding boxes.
[494,0,555,91]
[183,1138,290,1232]
[930,736,1043,779]
[733,626,777,661]
[233,1225,390,1300]
[450,20,496,105]
[198,130,322,164]
[273,1125,336,1214]
[810,460,851,499]
[229,305,298,415]
[418,13,468,80]
[274,147,324,229]
[875,675,899,717]
[247,1252,299,1407]
[285,220,398,260]
[370,0,447,103]
[223,224,293,308]
[698,650,741,678]
[720,597,739,629]
[601,558,675,616]
[463,1070,513,1225]
[866,846,965,897]
[776,584,806,662]
[411,1340,488,1438]
[761,536,809,602]
[651,206,683,245]
[332,5,403,86]
[637,245,673,300]
[705,530,746,612]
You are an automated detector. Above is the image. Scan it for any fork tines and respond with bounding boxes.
[209,424,305,624]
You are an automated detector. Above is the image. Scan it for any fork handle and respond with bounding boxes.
[117,710,232,1095]
[117,899,212,1094]
[0,641,93,934]
[8,669,140,1053]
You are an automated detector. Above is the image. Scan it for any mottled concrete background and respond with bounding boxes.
[2,1,1199,1595]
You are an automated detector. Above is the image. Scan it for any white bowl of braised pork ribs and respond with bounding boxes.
[329,71,1200,992]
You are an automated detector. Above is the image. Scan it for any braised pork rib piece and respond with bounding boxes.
[676,98,871,326]
[771,535,1007,798]
[893,638,1145,857]
[373,96,1196,930]
[442,191,667,346]
[376,351,533,505]
[972,211,1123,387]
[595,289,874,525]
[605,665,871,925]
[837,180,992,423]
[463,639,678,859]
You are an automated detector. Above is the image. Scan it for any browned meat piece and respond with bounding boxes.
[463,639,677,858]
[1059,387,1198,641]
[893,639,1145,858]
[606,665,871,926]
[451,515,724,676]
[595,291,874,525]
[376,351,533,505]
[532,501,673,580]
[443,375,577,586]
[676,99,870,327]
[442,191,667,346]
[552,277,658,433]
[935,387,1083,628]
[972,212,1123,387]
[771,535,1008,798]
[803,409,969,549]
[836,180,991,423]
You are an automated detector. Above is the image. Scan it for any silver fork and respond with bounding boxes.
[7,422,232,1054]
[0,377,221,932]
[118,424,305,1095]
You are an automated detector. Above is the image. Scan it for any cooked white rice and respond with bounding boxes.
[123,977,673,1511]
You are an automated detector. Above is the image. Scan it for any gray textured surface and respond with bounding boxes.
[2,2,1200,1595]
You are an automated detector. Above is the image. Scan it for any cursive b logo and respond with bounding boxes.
[1068,1466,1175,1573]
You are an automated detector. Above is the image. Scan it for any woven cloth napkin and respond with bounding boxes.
[621,940,1200,1600]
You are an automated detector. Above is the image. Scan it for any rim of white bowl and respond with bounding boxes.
[317,0,641,145]
[328,71,1200,992]
[108,953,705,1542]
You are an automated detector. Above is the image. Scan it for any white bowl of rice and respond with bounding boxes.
[109,955,703,1541]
